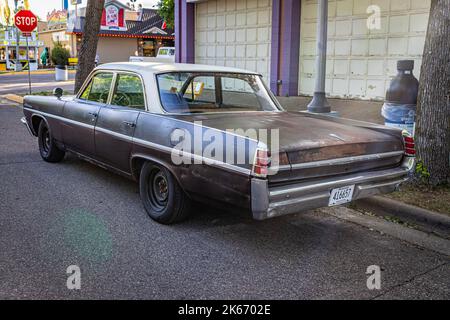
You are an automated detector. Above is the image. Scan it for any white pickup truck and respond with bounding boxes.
[129,47,175,63]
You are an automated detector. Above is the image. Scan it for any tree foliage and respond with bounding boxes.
[158,0,174,29]
[74,0,105,93]
[51,42,70,66]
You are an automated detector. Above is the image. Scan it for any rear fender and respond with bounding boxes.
[130,154,185,189]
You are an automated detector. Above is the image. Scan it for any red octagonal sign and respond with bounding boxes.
[14,10,38,33]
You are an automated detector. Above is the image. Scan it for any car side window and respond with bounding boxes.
[111,74,146,110]
[79,72,113,104]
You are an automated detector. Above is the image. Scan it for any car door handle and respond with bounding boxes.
[87,112,98,122]
[123,121,136,128]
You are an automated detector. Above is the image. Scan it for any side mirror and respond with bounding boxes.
[53,87,63,98]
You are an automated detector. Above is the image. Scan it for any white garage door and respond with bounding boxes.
[195,0,272,83]
[299,0,430,100]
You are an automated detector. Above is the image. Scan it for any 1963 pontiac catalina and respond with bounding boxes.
[21,62,415,224]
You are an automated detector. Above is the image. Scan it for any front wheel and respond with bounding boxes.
[139,162,191,224]
[38,121,65,163]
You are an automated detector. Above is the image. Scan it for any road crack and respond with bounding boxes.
[370,262,448,299]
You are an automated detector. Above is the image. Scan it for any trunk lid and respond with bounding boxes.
[173,112,405,181]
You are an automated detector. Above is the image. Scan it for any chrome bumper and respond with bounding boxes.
[21,117,34,136]
[251,166,410,220]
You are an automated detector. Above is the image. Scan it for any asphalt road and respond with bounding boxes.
[0,72,75,95]
[0,100,449,300]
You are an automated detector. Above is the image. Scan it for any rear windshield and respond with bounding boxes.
[156,72,280,114]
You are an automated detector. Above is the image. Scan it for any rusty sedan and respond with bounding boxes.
[21,62,415,224]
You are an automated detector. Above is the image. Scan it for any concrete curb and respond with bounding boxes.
[325,206,450,257]
[355,196,450,238]
[2,94,24,104]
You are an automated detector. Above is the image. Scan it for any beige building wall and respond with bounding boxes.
[96,37,138,64]
[195,0,273,83]
[299,0,431,100]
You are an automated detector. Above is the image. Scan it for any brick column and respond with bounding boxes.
[270,0,301,96]
[175,0,195,63]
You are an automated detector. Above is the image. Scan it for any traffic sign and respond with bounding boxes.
[14,10,38,33]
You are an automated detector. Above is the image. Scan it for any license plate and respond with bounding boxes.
[328,185,355,206]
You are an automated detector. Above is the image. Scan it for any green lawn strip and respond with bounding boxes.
[385,183,450,216]
[18,91,73,97]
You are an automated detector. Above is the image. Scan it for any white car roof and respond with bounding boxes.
[96,62,260,76]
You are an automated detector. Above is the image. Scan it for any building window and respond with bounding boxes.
[141,40,156,57]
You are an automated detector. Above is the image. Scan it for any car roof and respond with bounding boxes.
[96,62,260,76]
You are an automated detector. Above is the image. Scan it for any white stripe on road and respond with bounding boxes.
[0,80,74,90]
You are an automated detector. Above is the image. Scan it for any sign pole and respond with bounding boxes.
[25,33,31,95]
[14,9,38,94]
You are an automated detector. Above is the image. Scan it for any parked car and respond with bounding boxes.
[21,62,415,224]
[129,47,175,63]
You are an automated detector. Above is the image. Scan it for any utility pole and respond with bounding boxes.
[307,0,331,113]
[14,0,22,72]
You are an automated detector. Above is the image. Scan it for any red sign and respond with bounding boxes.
[101,4,125,31]
[14,10,38,33]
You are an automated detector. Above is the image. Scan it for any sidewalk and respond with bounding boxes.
[278,96,385,124]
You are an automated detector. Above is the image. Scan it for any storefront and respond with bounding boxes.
[67,1,174,63]
[138,38,174,57]
[0,28,44,71]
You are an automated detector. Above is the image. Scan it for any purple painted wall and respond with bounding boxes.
[270,0,301,96]
[175,0,181,63]
[270,0,282,94]
[175,0,195,63]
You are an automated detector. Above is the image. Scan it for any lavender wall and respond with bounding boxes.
[175,0,195,63]
[270,0,301,96]
[270,0,282,95]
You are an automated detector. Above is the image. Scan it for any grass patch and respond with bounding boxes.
[19,90,73,97]
[385,183,450,216]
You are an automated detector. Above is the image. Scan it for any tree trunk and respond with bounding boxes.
[74,0,105,93]
[415,0,450,185]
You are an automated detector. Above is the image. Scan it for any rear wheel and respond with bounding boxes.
[38,121,65,163]
[139,162,191,224]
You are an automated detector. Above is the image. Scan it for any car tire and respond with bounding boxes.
[38,121,65,163]
[139,162,191,224]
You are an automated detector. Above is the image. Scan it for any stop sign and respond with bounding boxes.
[14,10,38,33]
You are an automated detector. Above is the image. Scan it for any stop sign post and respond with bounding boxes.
[14,10,38,94]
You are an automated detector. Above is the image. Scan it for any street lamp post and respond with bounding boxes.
[307,0,331,113]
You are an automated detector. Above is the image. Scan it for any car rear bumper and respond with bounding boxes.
[251,165,412,220]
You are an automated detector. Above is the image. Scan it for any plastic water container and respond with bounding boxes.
[381,102,416,134]
[381,60,419,135]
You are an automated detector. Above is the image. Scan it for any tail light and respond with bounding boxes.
[402,131,415,157]
[252,148,270,178]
